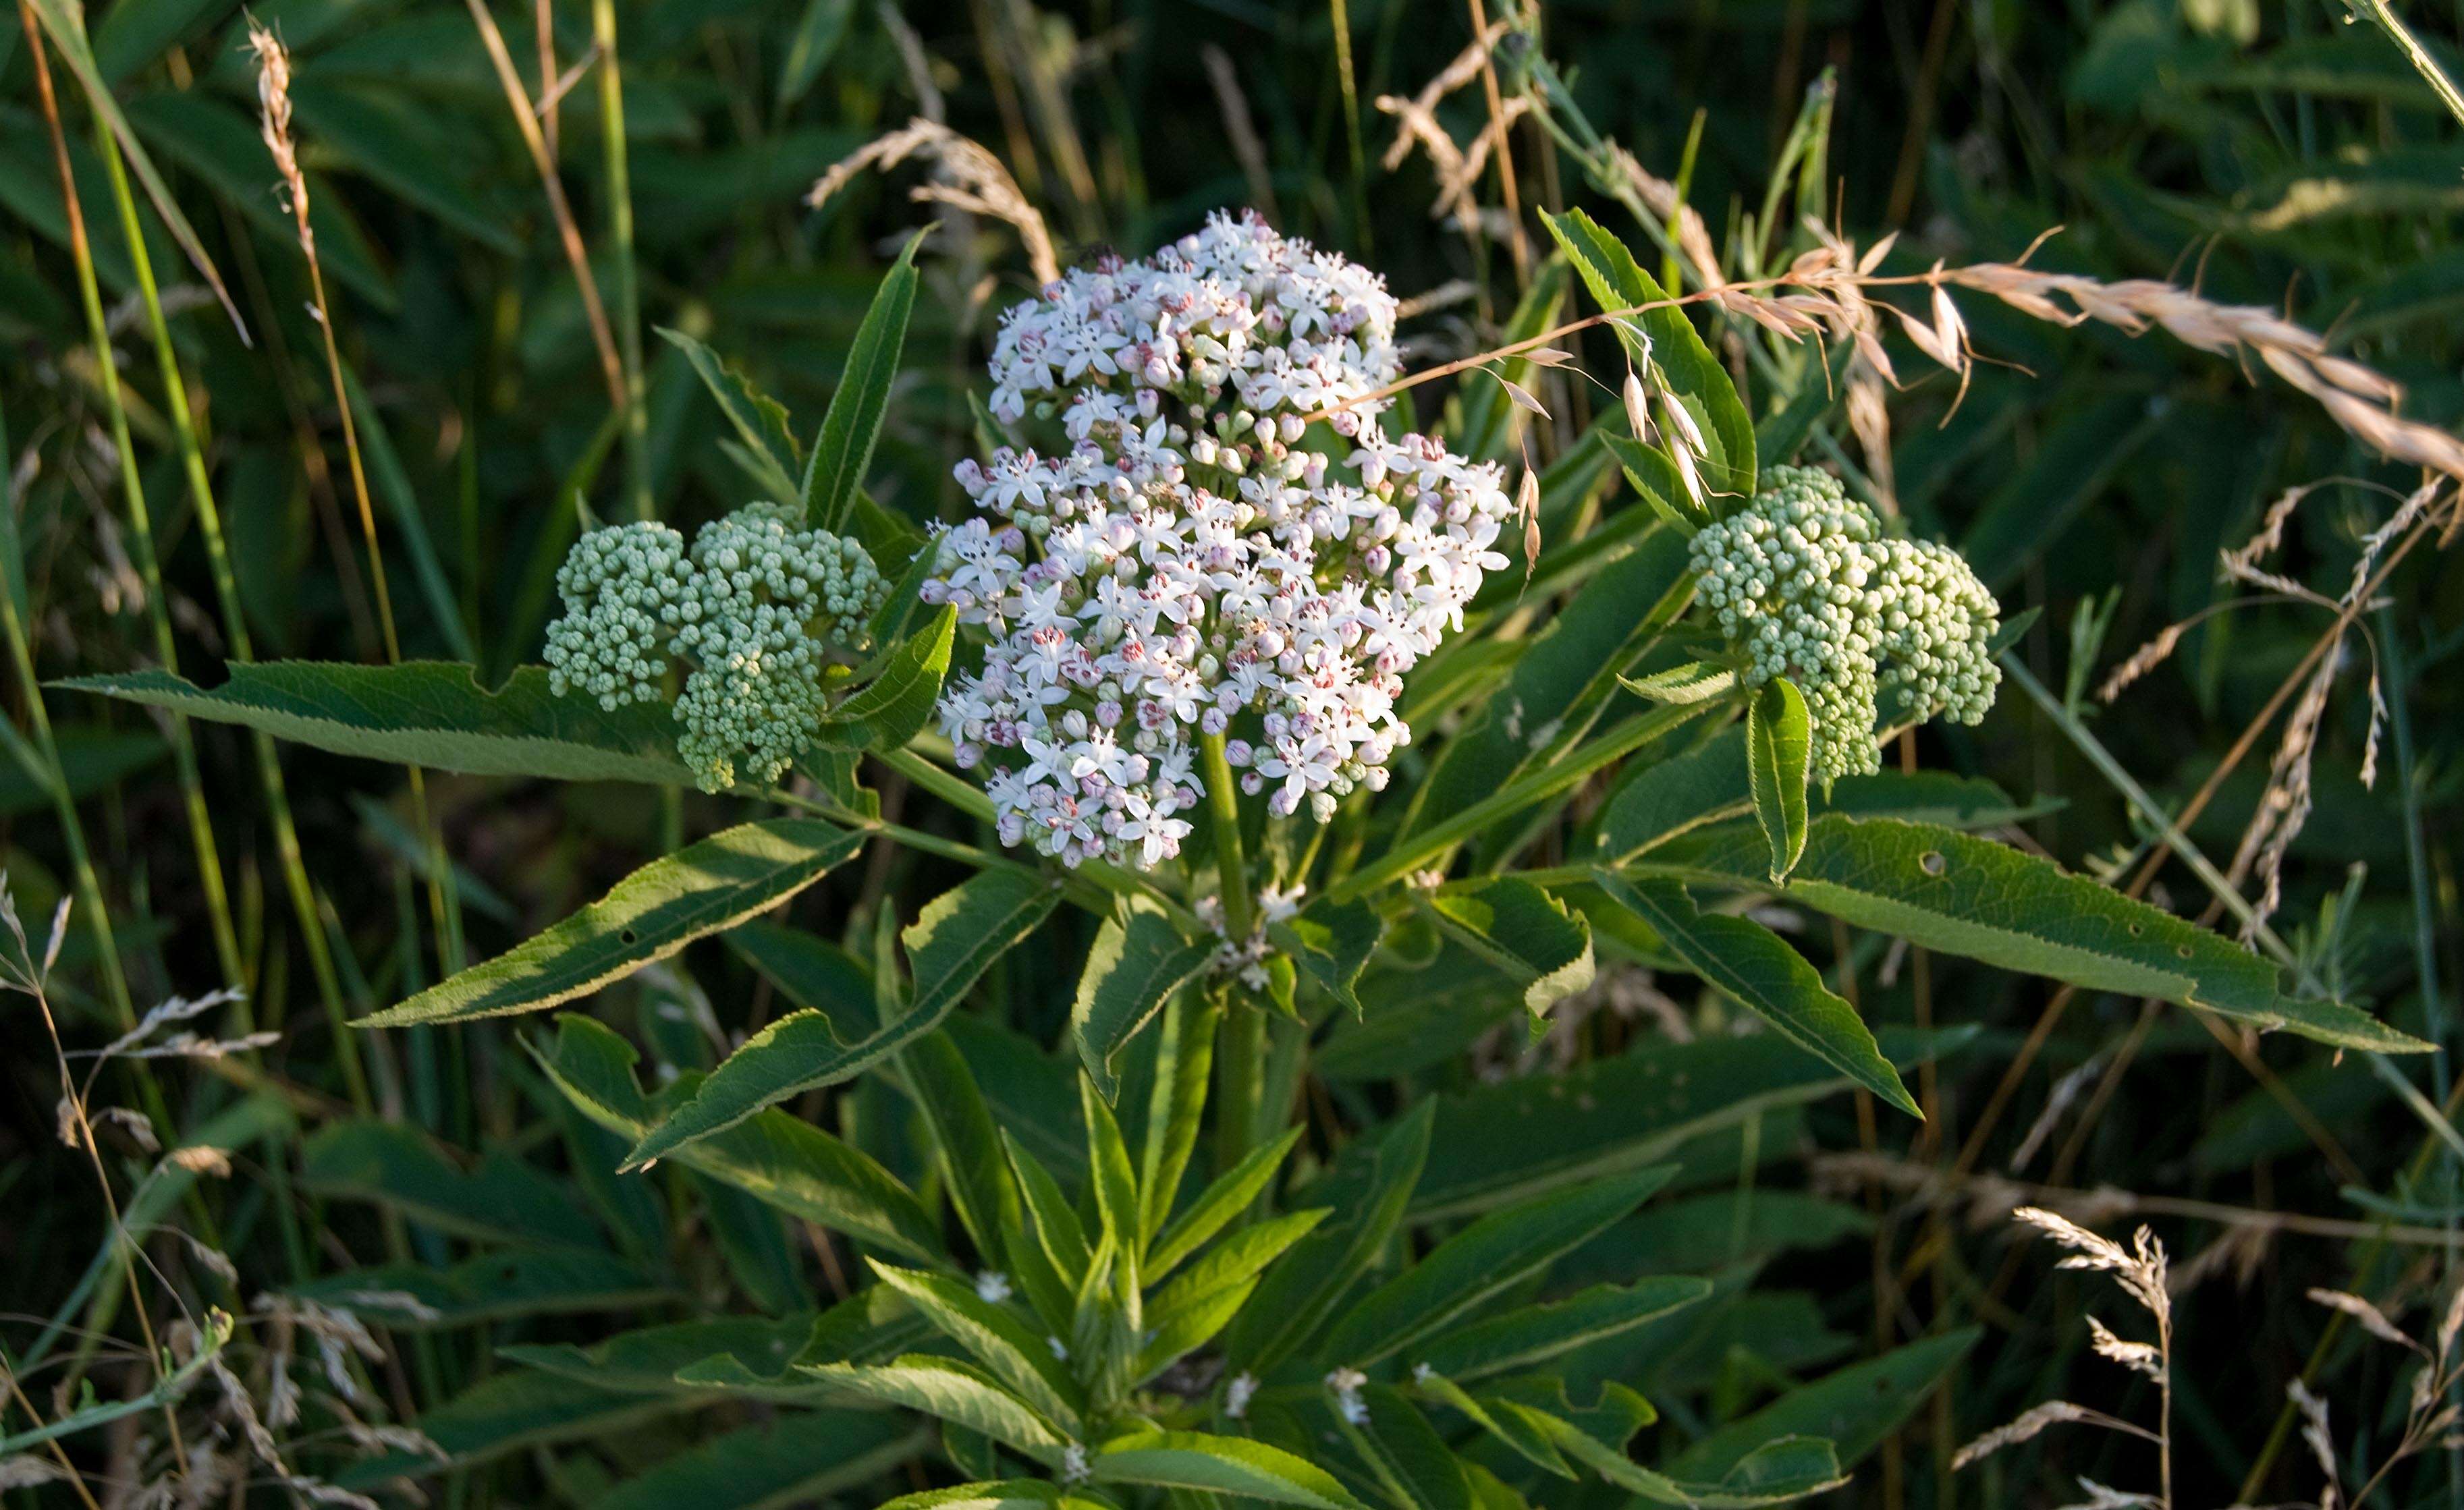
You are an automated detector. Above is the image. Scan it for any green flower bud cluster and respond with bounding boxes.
[1691,466,2000,785]
[545,503,887,792]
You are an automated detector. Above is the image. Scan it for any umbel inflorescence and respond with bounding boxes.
[545,503,886,792]
[1691,465,2001,785]
[926,210,1520,870]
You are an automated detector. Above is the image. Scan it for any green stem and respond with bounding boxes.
[1199,730,1255,943]
[23,11,242,999]
[1214,986,1265,1181]
[0,392,134,1029]
[1198,730,1264,1177]
[593,0,651,522]
[92,111,371,1110]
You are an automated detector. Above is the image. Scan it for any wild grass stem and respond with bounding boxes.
[19,0,244,1001]
[88,94,371,1111]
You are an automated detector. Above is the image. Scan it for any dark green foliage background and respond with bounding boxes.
[3,0,2461,1505]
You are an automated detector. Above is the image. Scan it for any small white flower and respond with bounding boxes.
[973,1270,1012,1304]
[1225,1371,1259,1420]
[1325,1366,1369,1425]
[931,212,1516,870]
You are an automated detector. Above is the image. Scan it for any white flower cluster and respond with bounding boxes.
[928,210,1518,869]
[544,503,886,793]
[1691,466,2000,785]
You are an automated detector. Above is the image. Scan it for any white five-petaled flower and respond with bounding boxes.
[931,211,1518,869]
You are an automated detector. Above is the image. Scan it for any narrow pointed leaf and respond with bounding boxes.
[625,869,1058,1163]
[1090,1430,1373,1509]
[1543,206,1753,499]
[529,1016,941,1260]
[62,662,692,784]
[657,327,800,500]
[1322,1165,1672,1366]
[802,1357,1064,1463]
[804,232,924,531]
[866,1264,1083,1433]
[1072,908,1215,1099]
[813,604,955,752]
[1147,1125,1304,1278]
[1596,872,1917,1116]
[366,820,865,1026]
[1413,1275,1712,1381]
[1747,677,1810,883]
[1637,816,2429,1053]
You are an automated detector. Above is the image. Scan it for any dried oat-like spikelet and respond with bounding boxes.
[808,119,1058,288]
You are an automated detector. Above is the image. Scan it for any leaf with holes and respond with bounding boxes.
[1635,816,2428,1052]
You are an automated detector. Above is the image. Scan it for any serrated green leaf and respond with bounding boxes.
[1271,896,1385,1015]
[813,604,955,753]
[61,661,693,784]
[1638,815,2428,1053]
[1414,1028,1967,1219]
[497,1315,816,1397]
[1135,995,1217,1244]
[1091,1430,1373,1509]
[1228,1101,1433,1373]
[902,1028,1024,1272]
[529,1015,941,1260]
[1072,907,1215,1100]
[1596,873,1917,1116]
[1747,678,1809,883]
[1595,725,1751,863]
[1413,1275,1711,1381]
[658,326,800,501]
[1542,206,1753,500]
[1080,1075,1143,1262]
[1619,661,1735,704]
[802,1357,1064,1463]
[1426,878,1595,1017]
[1149,1209,1327,1326]
[805,233,923,531]
[625,868,1057,1164]
[1323,1165,1671,1366]
[867,1263,1085,1434]
[1147,1125,1303,1278]
[368,820,863,1027]
[1004,1128,1093,1284]
[1665,1329,1980,1483]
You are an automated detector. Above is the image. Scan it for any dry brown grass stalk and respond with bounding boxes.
[808,118,1060,288]
[459,0,627,416]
